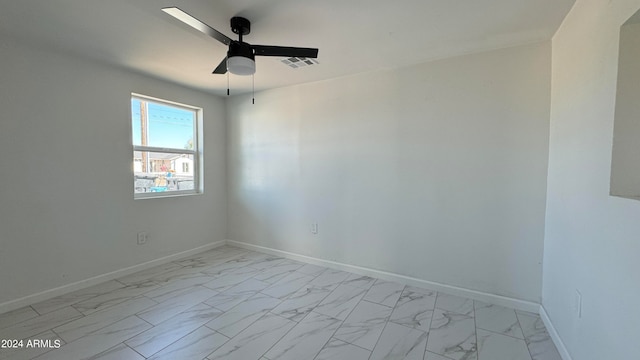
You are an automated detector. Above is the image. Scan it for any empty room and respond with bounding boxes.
[0,0,638,359]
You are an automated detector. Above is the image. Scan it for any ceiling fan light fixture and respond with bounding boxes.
[227,56,255,76]
[227,41,255,76]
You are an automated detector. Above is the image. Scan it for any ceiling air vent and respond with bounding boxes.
[281,57,319,69]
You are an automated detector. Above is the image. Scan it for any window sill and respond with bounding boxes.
[134,190,203,200]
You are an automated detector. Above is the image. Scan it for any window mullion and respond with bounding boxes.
[134,146,195,155]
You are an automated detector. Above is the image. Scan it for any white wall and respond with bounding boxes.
[227,42,551,303]
[0,37,227,305]
[544,1,640,359]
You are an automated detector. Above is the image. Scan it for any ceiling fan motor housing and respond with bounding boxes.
[228,41,255,60]
[230,17,251,36]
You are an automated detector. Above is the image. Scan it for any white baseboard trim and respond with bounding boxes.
[1,239,542,317]
[226,240,540,313]
[539,305,573,360]
[0,240,226,315]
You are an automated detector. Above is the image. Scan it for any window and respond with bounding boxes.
[131,94,202,198]
[611,11,640,201]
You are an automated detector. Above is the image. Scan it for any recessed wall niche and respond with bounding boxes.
[610,9,640,200]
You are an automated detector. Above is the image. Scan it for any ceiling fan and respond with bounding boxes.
[162,7,319,77]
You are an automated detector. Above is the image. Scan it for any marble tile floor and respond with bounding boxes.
[0,245,563,360]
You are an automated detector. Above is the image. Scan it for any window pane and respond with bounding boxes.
[134,151,195,193]
[132,99,142,146]
[147,102,195,149]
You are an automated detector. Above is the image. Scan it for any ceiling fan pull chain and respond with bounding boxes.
[227,71,230,96]
[252,74,255,104]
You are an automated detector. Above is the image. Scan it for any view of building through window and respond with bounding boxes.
[131,95,201,197]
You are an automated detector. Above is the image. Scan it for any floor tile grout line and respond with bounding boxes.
[515,311,537,360]
[133,314,154,327]
[30,282,127,317]
[127,342,148,359]
[366,317,388,360]
[198,329,232,360]
[367,281,405,310]
[0,304,42,324]
[235,310,298,360]
[116,318,159,357]
[72,284,160,316]
[203,289,278,323]
[475,325,527,341]
[29,304,45,317]
[45,313,149,359]
[257,266,335,322]
[332,287,392,359]
[260,275,367,360]
[49,327,64,345]
[425,350,462,360]
[204,291,282,340]
[475,303,526,340]
[140,294,160,305]
[0,308,82,336]
[432,305,474,318]
[22,342,59,360]
[141,322,216,359]
[332,334,377,353]
[473,299,480,360]
[114,278,129,286]
[28,310,86,340]
[423,290,440,356]
[54,298,148,344]
[309,290,366,360]
[360,299,393,309]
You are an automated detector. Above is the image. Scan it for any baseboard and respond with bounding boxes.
[0,240,226,315]
[539,305,573,360]
[226,240,540,313]
[2,239,542,317]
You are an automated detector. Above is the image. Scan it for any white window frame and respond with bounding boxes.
[131,93,203,199]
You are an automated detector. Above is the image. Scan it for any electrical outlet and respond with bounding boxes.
[137,232,149,245]
[575,289,582,318]
[310,223,319,235]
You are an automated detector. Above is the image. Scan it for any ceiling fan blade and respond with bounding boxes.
[252,45,318,58]
[162,7,231,46]
[212,57,228,74]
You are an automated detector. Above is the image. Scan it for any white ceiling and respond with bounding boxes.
[0,0,574,96]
